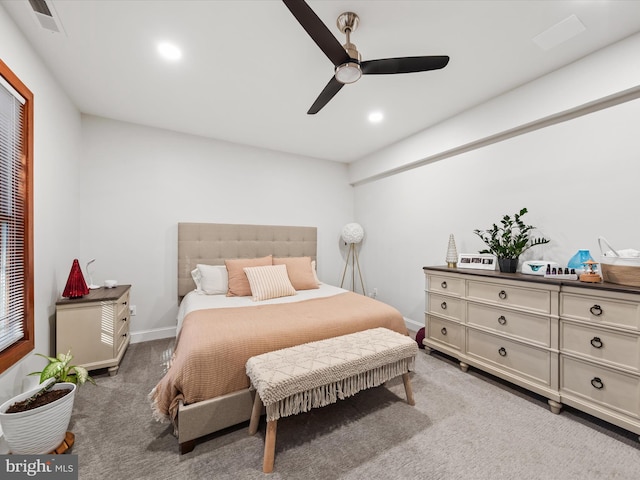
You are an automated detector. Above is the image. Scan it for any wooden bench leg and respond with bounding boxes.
[263,420,277,473]
[402,373,415,406]
[249,391,262,436]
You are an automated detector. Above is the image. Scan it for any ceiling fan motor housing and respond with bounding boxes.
[335,11,361,84]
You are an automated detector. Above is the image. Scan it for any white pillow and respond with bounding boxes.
[311,260,320,285]
[191,268,203,292]
[243,264,296,301]
[196,264,229,295]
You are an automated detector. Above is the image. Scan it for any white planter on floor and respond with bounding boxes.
[0,380,76,454]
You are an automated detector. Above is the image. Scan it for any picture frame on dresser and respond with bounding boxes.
[457,253,497,270]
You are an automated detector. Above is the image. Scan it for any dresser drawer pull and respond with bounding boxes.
[498,290,507,300]
[121,317,128,322]
[122,332,128,338]
[589,304,603,316]
[590,337,603,349]
[498,347,507,357]
[441,281,447,289]
[123,301,127,306]
[440,327,447,336]
[440,302,447,310]
[497,315,507,325]
[590,377,604,390]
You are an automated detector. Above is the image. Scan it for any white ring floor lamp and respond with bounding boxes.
[340,223,366,295]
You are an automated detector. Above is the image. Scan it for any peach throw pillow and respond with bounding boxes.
[273,256,319,290]
[225,255,272,296]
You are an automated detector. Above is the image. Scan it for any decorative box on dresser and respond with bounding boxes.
[424,266,640,439]
[56,285,131,376]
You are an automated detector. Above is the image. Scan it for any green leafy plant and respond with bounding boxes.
[473,207,550,259]
[28,350,95,387]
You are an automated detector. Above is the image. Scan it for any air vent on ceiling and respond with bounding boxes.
[27,0,66,35]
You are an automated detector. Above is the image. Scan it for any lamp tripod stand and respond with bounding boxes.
[340,242,366,295]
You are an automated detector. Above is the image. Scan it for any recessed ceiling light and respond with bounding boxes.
[157,42,182,61]
[368,111,384,123]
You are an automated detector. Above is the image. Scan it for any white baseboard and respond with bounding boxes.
[130,326,176,344]
[404,316,423,333]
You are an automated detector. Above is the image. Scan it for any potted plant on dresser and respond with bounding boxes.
[474,207,550,273]
[0,350,94,454]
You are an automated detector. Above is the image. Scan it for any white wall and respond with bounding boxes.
[0,5,82,401]
[79,116,354,341]
[352,34,640,331]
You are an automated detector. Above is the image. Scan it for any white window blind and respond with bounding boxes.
[0,76,26,353]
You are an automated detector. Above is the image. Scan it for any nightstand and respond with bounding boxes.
[56,285,131,376]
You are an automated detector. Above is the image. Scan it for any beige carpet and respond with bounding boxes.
[70,338,640,479]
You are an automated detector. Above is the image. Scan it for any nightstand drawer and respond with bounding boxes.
[560,322,640,372]
[427,315,463,351]
[428,293,463,322]
[467,328,551,385]
[428,274,465,297]
[468,303,551,347]
[561,356,640,418]
[467,281,551,314]
[560,293,640,331]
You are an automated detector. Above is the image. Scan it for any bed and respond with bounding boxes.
[150,223,408,454]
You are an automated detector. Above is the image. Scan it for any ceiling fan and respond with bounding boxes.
[282,0,450,114]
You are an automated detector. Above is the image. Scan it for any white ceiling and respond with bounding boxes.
[3,0,640,163]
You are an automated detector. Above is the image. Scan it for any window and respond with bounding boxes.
[0,58,34,374]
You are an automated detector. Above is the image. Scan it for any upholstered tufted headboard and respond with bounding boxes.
[177,223,317,298]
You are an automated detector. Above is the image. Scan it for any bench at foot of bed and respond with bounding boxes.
[246,327,418,473]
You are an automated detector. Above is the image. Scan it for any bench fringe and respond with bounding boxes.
[265,357,414,422]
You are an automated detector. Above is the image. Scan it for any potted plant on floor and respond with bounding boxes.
[474,207,550,273]
[0,350,94,454]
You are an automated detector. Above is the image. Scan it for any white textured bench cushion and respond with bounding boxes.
[246,327,417,421]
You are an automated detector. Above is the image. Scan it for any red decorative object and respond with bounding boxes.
[62,259,89,298]
[415,327,425,349]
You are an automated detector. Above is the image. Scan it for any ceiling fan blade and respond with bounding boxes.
[307,76,344,115]
[282,0,351,67]
[361,56,450,75]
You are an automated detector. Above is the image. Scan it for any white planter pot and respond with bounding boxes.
[0,381,76,454]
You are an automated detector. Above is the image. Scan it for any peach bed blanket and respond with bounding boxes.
[149,291,407,425]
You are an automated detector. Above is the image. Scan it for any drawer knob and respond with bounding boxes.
[590,337,603,349]
[590,377,604,390]
[498,347,507,357]
[589,304,603,316]
[440,327,447,336]
[498,290,507,300]
[122,332,128,338]
[441,281,447,289]
[440,301,447,310]
[121,317,128,322]
[497,315,507,325]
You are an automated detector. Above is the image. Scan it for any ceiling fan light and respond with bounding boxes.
[335,62,362,84]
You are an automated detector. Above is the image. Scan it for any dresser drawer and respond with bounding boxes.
[426,315,463,352]
[560,293,640,331]
[428,274,465,297]
[467,281,551,314]
[428,293,464,322]
[467,303,551,347]
[561,356,640,419]
[467,328,551,385]
[560,322,640,372]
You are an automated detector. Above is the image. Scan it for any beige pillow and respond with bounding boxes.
[243,264,296,301]
[225,255,273,296]
[273,256,319,290]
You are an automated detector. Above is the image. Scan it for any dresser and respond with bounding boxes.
[424,266,640,437]
[56,285,131,376]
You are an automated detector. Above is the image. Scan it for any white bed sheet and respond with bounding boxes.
[176,283,347,335]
